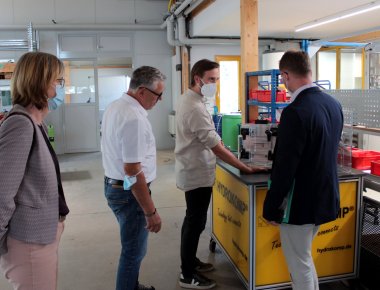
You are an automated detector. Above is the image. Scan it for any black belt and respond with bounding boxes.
[105,176,123,186]
[104,176,151,189]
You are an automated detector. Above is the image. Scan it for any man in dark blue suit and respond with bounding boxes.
[263,50,343,290]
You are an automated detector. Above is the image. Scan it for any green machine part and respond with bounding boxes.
[47,124,55,150]
[221,114,241,152]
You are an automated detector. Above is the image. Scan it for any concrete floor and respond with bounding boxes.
[0,151,359,290]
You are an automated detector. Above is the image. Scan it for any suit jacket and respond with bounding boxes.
[263,87,343,225]
[0,105,59,255]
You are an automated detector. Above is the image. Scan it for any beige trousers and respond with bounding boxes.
[280,223,320,290]
[0,222,65,290]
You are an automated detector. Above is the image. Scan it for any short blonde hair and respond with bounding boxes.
[11,52,64,110]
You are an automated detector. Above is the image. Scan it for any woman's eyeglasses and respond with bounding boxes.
[57,78,65,88]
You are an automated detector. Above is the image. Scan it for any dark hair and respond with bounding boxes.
[129,66,166,92]
[279,50,311,76]
[11,52,64,110]
[190,59,219,86]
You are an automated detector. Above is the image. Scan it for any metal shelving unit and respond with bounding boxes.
[245,69,288,123]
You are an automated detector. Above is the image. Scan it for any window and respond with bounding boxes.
[215,56,241,114]
[317,48,364,89]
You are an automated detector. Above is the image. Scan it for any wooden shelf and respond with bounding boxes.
[0,63,15,73]
[0,63,15,79]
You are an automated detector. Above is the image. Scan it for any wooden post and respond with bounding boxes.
[240,0,259,124]
[361,48,365,89]
[181,46,189,93]
[336,48,341,89]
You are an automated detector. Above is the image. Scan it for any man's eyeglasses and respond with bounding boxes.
[141,86,163,99]
[57,78,65,88]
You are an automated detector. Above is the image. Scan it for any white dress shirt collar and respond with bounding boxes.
[290,83,317,103]
[121,93,148,117]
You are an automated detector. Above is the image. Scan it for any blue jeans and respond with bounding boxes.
[104,182,148,290]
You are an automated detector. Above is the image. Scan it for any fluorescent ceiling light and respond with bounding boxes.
[295,1,380,32]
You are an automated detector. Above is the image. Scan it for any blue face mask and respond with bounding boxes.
[123,170,143,190]
[48,85,65,111]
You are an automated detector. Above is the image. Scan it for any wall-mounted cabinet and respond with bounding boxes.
[59,34,97,58]
[58,32,134,59]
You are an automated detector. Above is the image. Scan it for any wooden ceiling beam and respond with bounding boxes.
[335,30,380,43]
[188,0,216,20]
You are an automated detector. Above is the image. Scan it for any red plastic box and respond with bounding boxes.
[351,150,380,170]
[371,161,380,176]
[249,90,287,102]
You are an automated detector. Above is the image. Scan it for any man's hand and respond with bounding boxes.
[145,211,162,233]
[263,217,280,226]
[242,164,268,174]
[267,220,280,226]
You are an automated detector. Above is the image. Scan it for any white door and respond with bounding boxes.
[63,60,100,153]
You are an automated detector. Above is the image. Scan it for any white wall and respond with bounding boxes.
[191,0,238,37]
[134,31,174,150]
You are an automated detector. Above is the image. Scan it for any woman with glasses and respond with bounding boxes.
[0,51,69,290]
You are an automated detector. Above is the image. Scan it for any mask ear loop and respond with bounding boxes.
[130,169,143,178]
[197,78,203,90]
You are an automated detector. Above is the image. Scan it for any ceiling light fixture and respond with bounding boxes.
[295,0,380,32]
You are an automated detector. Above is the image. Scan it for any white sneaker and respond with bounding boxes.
[179,273,216,289]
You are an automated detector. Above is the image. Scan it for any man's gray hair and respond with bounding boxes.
[129,66,166,92]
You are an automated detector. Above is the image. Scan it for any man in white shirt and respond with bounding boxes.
[101,66,166,290]
[175,59,265,289]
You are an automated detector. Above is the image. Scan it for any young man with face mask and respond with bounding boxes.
[175,59,265,289]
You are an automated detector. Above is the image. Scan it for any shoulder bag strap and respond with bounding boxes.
[0,111,36,159]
